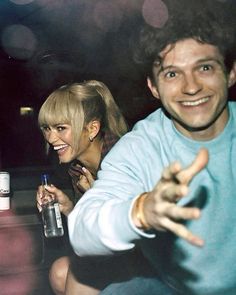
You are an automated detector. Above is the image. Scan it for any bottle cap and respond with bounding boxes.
[41,173,49,185]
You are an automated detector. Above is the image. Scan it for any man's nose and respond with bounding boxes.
[182,73,202,95]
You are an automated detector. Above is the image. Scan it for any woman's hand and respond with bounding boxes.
[36,185,45,212]
[36,185,74,216]
[76,167,95,192]
[132,148,209,247]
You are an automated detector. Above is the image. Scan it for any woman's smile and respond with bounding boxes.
[53,144,70,157]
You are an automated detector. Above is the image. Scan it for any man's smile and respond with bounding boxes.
[181,97,209,107]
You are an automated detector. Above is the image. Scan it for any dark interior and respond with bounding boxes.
[0,1,235,294]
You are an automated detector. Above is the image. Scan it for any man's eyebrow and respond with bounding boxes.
[153,62,176,74]
[196,57,224,66]
[160,65,176,71]
[153,57,224,73]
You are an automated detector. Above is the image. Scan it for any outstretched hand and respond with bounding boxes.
[133,148,209,247]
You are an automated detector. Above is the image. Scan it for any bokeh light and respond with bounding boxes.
[116,0,144,14]
[1,24,37,60]
[9,0,34,4]
[142,0,169,28]
[93,1,123,33]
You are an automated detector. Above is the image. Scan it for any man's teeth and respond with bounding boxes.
[54,144,68,151]
[182,97,209,106]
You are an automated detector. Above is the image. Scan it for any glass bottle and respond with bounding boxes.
[41,174,64,238]
[0,171,10,211]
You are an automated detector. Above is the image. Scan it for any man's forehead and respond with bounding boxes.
[153,39,223,68]
[159,43,176,59]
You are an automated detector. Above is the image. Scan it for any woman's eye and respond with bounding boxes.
[57,126,66,131]
[41,126,50,132]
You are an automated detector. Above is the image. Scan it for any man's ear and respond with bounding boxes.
[147,77,160,100]
[87,120,101,141]
[228,61,236,88]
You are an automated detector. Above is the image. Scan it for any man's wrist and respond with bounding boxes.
[132,192,151,230]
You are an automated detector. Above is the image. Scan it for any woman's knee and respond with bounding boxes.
[49,256,70,295]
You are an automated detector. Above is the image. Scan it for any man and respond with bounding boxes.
[68,1,236,294]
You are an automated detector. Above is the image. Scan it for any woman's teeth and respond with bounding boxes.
[53,144,68,151]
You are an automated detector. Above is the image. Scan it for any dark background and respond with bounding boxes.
[0,0,235,169]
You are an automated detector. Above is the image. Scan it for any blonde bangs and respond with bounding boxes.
[38,81,127,155]
[38,86,86,153]
[38,90,72,127]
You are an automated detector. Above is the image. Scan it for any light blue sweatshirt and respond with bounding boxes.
[69,101,236,295]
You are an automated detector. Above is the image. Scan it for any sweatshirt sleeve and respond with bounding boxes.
[68,134,156,256]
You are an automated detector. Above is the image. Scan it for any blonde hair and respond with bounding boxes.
[38,80,127,153]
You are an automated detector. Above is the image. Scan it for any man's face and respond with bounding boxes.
[148,38,236,140]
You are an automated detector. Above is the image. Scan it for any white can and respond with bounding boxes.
[0,172,10,210]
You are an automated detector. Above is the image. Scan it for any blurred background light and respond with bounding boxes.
[9,0,34,4]
[93,1,123,33]
[142,0,169,28]
[20,107,34,116]
[1,25,37,60]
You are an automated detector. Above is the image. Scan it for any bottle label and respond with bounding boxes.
[0,172,10,194]
[54,203,63,228]
[0,196,10,210]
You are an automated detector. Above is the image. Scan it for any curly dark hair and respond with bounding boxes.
[134,0,236,77]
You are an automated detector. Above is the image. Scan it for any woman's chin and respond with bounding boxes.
[58,156,72,164]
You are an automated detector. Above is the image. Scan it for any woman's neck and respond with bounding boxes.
[79,137,103,176]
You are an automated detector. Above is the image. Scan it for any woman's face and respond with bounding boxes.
[42,123,88,163]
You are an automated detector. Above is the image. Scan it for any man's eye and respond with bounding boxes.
[201,64,212,71]
[165,71,177,78]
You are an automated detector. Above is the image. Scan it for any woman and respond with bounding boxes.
[36,80,128,295]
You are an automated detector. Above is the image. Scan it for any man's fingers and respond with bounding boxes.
[146,148,208,247]
[176,148,209,184]
[165,204,201,220]
[161,218,204,247]
[158,183,188,202]
[161,161,182,181]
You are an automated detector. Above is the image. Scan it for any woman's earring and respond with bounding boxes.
[89,136,94,142]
